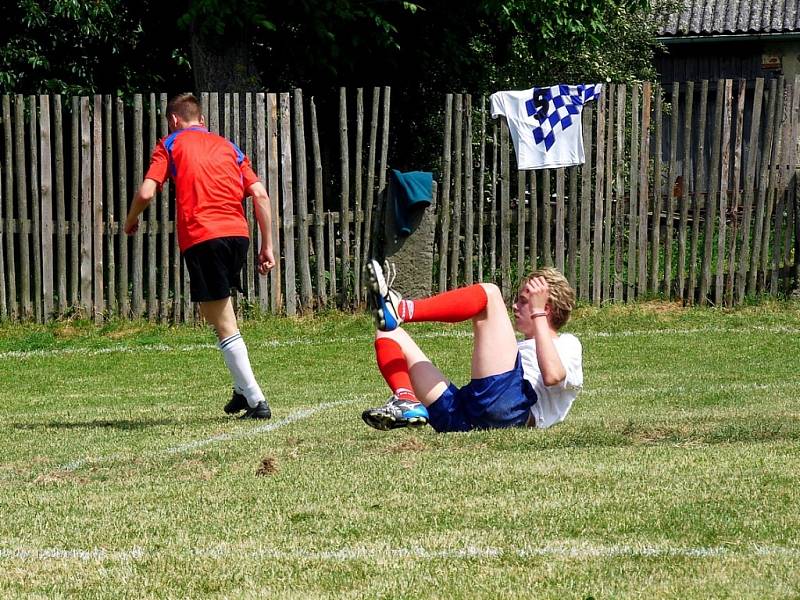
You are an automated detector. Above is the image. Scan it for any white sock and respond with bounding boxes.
[218,331,265,408]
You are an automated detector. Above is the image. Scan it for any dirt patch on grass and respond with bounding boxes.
[177,459,217,481]
[52,323,81,339]
[256,455,279,476]
[386,437,427,453]
[105,325,147,340]
[33,470,89,485]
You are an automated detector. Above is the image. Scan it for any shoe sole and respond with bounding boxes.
[366,261,388,329]
[239,413,272,419]
[362,409,428,431]
[240,409,271,420]
[366,261,401,331]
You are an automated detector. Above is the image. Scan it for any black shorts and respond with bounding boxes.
[182,236,249,302]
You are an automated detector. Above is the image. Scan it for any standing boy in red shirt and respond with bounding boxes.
[124,93,275,419]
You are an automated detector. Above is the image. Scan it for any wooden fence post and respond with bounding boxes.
[93,95,104,321]
[146,93,158,320]
[500,116,511,296]
[294,89,313,311]
[3,96,16,318]
[115,98,130,318]
[15,95,32,318]
[267,93,281,313]
[40,95,54,321]
[749,79,778,296]
[602,87,615,302]
[715,80,733,305]
[132,94,144,317]
[637,83,652,298]
[54,95,68,316]
[281,92,296,316]
[735,79,762,304]
[362,87,380,272]
[613,85,626,302]
[438,94,453,291]
[478,96,486,282]
[353,88,363,302]
[763,78,788,294]
[579,105,593,301]
[725,79,747,306]
[79,97,93,316]
[689,80,709,304]
[104,95,116,318]
[662,83,678,297]
[555,166,565,275]
[310,97,327,307]
[699,80,725,305]
[29,96,42,322]
[678,82,694,301]
[567,166,578,287]
[593,91,606,306]
[651,87,665,296]
[338,88,350,308]
[451,94,464,289]
[464,94,475,286]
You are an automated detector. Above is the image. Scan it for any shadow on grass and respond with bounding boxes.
[11,416,227,431]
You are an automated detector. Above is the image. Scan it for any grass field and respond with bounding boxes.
[1,301,799,599]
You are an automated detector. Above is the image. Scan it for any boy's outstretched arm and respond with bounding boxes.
[246,181,275,274]
[124,179,157,235]
[523,277,567,386]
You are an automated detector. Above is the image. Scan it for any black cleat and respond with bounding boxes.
[224,390,249,414]
[240,400,271,420]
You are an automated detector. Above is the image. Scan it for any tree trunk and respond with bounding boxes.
[190,25,260,92]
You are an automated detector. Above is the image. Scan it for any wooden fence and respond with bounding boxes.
[0,79,797,323]
[440,78,799,306]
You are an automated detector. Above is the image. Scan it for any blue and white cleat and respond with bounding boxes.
[366,259,403,331]
[362,395,429,431]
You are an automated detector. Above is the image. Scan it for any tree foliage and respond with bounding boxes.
[0,0,192,95]
[1,0,673,95]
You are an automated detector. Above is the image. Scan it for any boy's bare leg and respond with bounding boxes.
[470,283,519,379]
[375,329,450,407]
[198,297,238,340]
[199,296,269,417]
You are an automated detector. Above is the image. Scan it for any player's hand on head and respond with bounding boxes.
[526,277,549,311]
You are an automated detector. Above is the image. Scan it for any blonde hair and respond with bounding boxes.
[521,267,575,330]
[167,93,202,123]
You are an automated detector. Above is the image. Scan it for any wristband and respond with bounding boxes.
[531,312,547,318]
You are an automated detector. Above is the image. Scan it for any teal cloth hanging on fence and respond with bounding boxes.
[390,169,433,236]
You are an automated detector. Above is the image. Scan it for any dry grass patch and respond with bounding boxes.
[386,437,427,453]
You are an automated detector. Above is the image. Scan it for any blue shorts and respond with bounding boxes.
[427,354,538,432]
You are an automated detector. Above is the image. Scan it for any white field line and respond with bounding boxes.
[0,542,798,563]
[2,324,800,361]
[58,398,358,472]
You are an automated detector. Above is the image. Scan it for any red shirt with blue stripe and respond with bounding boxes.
[144,125,260,251]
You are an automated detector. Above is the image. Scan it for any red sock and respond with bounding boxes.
[374,338,417,402]
[399,284,488,323]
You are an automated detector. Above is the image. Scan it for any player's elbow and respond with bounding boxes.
[138,180,157,202]
[541,368,566,387]
[247,182,269,203]
[542,375,562,387]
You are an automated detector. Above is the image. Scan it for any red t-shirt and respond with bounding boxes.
[144,126,260,251]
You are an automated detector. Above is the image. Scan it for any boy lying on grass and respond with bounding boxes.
[361,261,583,432]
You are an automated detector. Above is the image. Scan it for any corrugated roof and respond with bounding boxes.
[659,0,800,36]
